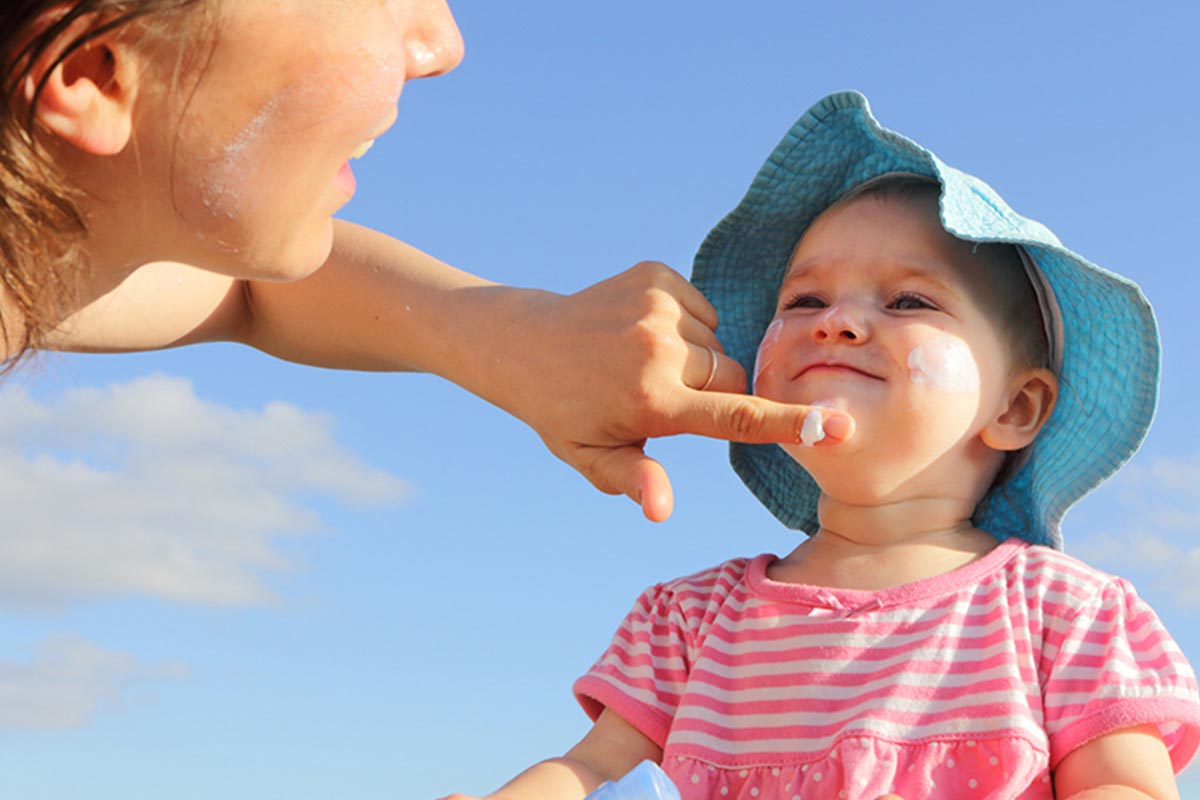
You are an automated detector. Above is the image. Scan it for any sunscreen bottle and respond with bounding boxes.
[584,761,680,800]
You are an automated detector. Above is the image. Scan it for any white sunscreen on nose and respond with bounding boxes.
[753,318,785,393]
[907,336,980,393]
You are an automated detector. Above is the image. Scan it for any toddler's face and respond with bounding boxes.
[754,192,1020,490]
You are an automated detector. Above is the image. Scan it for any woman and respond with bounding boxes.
[0,0,832,521]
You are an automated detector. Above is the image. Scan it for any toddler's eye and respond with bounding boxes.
[889,292,936,311]
[782,293,826,311]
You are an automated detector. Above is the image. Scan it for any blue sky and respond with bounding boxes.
[2,2,1198,798]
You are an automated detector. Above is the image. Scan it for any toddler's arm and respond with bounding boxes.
[1053,724,1179,800]
[441,709,661,800]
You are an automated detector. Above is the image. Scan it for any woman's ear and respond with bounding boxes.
[22,13,141,156]
[981,367,1058,452]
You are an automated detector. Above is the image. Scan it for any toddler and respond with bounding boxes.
[443,92,1200,800]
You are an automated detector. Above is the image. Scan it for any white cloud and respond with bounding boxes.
[1070,452,1200,608]
[0,375,410,609]
[0,634,186,730]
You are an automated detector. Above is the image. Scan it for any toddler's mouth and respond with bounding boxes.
[797,362,882,380]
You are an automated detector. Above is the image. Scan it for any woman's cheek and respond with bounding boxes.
[195,98,282,229]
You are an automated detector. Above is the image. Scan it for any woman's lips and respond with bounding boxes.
[334,161,357,196]
[333,139,377,198]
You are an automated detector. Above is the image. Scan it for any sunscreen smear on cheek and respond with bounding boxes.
[907,336,980,394]
[198,95,284,222]
[753,318,785,393]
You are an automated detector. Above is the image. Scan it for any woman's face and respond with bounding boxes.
[132,0,463,279]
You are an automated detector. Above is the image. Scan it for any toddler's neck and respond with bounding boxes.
[768,496,1000,591]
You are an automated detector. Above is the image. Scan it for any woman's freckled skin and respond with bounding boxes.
[147,2,430,281]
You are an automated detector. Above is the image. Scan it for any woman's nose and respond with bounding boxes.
[812,303,868,343]
[404,0,466,80]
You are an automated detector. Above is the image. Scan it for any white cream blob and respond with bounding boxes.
[799,409,826,446]
[907,336,981,394]
[753,318,785,393]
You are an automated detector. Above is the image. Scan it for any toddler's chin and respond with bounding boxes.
[804,396,848,414]
[755,384,851,412]
[779,398,863,465]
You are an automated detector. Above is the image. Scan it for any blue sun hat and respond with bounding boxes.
[691,91,1160,549]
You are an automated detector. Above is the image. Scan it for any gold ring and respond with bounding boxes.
[700,346,719,391]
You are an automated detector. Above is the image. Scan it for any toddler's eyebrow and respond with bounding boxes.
[781,260,960,296]
[885,263,959,295]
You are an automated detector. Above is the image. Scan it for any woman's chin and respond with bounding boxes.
[234,220,335,282]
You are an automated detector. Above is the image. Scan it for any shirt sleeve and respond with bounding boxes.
[573,581,696,748]
[1041,575,1200,772]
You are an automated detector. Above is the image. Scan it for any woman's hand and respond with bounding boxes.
[232,232,856,522]
[473,261,854,521]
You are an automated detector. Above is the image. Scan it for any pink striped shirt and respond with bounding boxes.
[574,539,1200,800]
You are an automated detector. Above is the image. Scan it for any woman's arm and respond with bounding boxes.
[439,709,662,800]
[1053,724,1179,800]
[47,221,851,519]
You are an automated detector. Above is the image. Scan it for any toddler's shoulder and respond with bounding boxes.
[1007,541,1143,613]
[1016,543,1117,582]
[653,555,753,597]
[641,555,758,617]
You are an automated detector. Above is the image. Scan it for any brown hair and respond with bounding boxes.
[0,0,203,371]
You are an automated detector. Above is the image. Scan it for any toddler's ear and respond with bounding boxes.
[981,367,1058,452]
[22,13,141,156]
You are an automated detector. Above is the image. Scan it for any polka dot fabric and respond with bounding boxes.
[664,739,1053,800]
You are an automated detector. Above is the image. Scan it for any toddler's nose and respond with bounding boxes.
[812,303,867,343]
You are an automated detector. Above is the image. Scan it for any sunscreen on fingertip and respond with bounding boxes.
[800,409,826,446]
[584,761,681,800]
